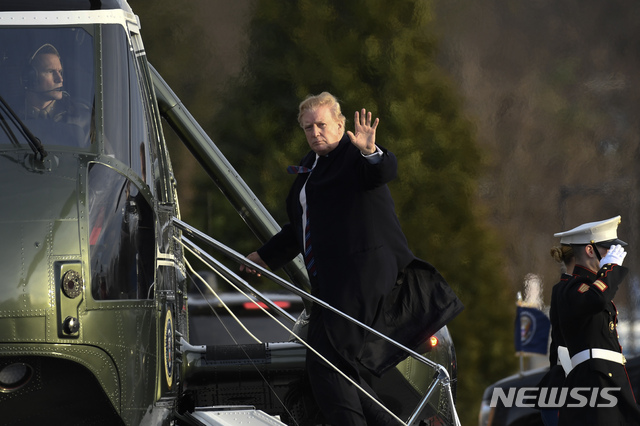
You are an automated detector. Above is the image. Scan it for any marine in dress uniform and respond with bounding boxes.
[554,216,640,425]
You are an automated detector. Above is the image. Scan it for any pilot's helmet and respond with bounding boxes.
[29,43,60,62]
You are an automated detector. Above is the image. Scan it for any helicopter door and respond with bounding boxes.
[88,163,155,300]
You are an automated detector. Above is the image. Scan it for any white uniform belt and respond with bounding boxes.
[570,348,626,369]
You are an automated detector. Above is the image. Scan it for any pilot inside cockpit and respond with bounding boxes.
[22,43,92,146]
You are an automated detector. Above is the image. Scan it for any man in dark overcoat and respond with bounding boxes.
[554,216,640,425]
[242,92,462,425]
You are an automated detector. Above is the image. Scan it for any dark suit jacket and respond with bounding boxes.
[259,135,462,374]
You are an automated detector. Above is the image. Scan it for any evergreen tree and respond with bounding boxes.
[211,0,517,422]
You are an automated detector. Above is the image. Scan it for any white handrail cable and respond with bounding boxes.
[174,217,461,426]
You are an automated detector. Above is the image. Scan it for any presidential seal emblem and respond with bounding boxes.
[520,310,536,346]
[164,310,174,389]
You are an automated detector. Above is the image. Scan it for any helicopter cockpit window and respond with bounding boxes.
[102,25,155,195]
[0,27,94,149]
[88,163,155,300]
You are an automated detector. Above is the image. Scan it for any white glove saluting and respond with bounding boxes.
[600,244,627,268]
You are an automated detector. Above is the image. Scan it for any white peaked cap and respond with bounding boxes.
[554,216,627,246]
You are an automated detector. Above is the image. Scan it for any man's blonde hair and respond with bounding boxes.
[298,92,346,128]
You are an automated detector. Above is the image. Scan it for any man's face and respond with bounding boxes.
[301,106,343,155]
[32,53,64,102]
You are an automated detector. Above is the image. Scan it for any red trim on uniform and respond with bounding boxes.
[600,266,615,278]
